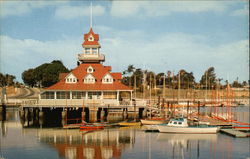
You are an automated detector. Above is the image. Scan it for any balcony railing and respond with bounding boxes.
[78,53,105,61]
[22,99,147,108]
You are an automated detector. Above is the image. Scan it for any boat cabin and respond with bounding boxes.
[167,118,188,127]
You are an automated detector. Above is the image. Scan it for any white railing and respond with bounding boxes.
[78,53,105,61]
[21,98,148,107]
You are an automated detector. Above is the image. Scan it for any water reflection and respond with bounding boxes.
[1,108,250,159]
[36,128,135,159]
[157,134,217,159]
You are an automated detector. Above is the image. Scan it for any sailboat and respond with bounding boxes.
[141,73,168,126]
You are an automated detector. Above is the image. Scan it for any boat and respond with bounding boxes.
[63,123,82,129]
[140,118,167,125]
[118,121,141,126]
[80,123,105,131]
[157,118,220,134]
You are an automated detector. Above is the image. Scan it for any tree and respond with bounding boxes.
[0,73,16,87]
[41,61,69,87]
[22,69,36,87]
[22,60,69,87]
[127,65,135,75]
[0,73,6,87]
[200,67,216,89]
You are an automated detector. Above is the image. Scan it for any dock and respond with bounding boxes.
[220,129,249,138]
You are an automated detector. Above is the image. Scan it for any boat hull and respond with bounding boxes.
[157,125,219,134]
[141,119,167,125]
[118,122,141,126]
[79,123,105,131]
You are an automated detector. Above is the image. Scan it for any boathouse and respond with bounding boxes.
[22,27,146,123]
[40,28,133,107]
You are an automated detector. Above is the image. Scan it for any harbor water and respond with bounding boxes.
[0,107,249,159]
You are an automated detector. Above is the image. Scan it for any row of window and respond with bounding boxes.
[41,91,118,99]
[85,48,98,54]
[65,78,114,84]
[66,78,77,83]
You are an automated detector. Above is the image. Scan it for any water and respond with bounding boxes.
[0,108,249,159]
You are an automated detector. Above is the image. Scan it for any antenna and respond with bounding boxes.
[90,2,93,28]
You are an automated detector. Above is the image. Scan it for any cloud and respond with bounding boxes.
[0,1,69,18]
[0,35,81,81]
[0,27,248,83]
[99,27,249,82]
[110,1,233,18]
[54,5,105,20]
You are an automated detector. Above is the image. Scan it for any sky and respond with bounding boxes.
[0,0,249,83]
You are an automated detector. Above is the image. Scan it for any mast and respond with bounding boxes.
[90,2,93,28]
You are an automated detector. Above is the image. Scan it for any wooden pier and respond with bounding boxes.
[220,129,249,138]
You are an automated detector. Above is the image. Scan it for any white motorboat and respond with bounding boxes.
[157,118,220,134]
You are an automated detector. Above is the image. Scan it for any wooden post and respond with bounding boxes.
[134,103,136,121]
[162,98,165,118]
[198,101,200,124]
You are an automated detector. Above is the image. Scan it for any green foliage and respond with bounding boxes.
[22,69,36,87]
[200,67,216,89]
[0,73,16,87]
[22,60,69,87]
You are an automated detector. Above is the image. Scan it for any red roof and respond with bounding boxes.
[83,28,99,40]
[59,73,68,81]
[82,41,100,46]
[46,63,132,91]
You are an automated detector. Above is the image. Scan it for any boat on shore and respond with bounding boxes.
[157,118,220,134]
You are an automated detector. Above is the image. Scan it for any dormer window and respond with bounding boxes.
[102,73,113,84]
[65,73,77,84]
[84,74,95,84]
[87,66,94,73]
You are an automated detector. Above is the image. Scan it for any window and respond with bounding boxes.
[87,66,94,73]
[72,91,86,99]
[92,48,98,54]
[88,35,94,41]
[88,92,101,99]
[65,73,77,84]
[41,91,54,99]
[84,74,95,84]
[102,74,113,84]
[103,92,117,99]
[56,91,70,99]
[85,48,90,54]
[174,122,177,124]
[178,122,182,125]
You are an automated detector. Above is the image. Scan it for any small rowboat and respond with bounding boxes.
[118,121,141,126]
[80,123,105,131]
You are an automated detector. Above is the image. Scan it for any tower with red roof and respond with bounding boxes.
[78,28,105,64]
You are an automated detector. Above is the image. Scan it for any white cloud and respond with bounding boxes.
[99,27,249,82]
[0,28,248,82]
[0,1,69,18]
[0,35,81,81]
[110,1,233,18]
[54,5,105,20]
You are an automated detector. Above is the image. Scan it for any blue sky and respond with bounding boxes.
[0,1,249,83]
